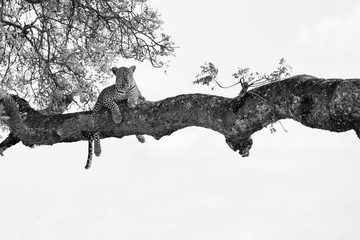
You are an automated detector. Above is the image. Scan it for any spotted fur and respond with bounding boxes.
[85,66,146,169]
[85,133,94,169]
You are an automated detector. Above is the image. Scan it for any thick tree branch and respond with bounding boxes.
[1,75,360,156]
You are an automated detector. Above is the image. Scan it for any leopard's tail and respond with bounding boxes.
[85,134,94,169]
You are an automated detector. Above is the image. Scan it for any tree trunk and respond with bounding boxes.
[1,75,360,156]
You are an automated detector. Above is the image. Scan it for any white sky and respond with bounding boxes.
[1,0,360,239]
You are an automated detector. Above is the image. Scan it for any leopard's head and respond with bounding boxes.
[111,65,136,89]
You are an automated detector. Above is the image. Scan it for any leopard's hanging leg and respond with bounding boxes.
[93,132,101,157]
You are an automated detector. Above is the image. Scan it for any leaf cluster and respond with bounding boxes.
[194,58,292,92]
[193,62,218,86]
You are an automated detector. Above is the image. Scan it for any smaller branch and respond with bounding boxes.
[1,19,23,31]
[1,45,15,84]
[0,133,20,156]
[213,78,242,89]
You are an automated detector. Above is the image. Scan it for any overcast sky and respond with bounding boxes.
[1,0,360,239]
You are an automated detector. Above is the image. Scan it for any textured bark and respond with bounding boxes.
[1,75,360,156]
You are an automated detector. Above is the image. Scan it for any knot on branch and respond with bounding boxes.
[225,136,253,157]
[230,92,248,113]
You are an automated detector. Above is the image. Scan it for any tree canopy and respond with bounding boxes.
[0,0,174,112]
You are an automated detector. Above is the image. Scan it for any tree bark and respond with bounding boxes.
[1,75,360,156]
[23,0,46,4]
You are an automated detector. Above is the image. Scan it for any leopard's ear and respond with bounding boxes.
[130,65,136,73]
[111,67,118,74]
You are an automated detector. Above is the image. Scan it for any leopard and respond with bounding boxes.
[85,65,146,169]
